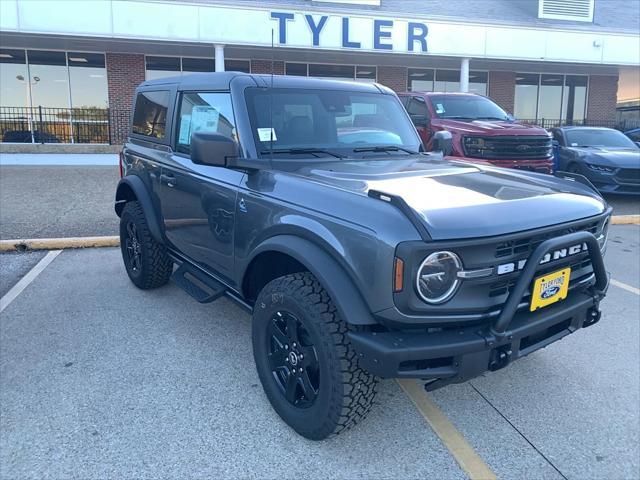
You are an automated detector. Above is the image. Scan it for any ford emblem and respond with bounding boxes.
[541,286,560,299]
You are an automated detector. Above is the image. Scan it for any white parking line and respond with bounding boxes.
[0,250,62,314]
[611,279,640,296]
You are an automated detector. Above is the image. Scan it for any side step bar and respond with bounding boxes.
[171,262,226,303]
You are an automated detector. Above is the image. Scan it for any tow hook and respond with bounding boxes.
[489,345,512,371]
[583,307,602,328]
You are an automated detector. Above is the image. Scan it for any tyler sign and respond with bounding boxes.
[270,11,429,53]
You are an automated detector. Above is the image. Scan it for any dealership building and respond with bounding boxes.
[0,0,638,147]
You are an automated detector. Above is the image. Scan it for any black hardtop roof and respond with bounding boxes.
[138,71,387,93]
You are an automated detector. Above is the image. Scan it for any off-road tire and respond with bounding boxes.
[252,272,378,440]
[119,201,173,289]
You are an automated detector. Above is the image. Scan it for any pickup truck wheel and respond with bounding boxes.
[252,272,378,440]
[119,201,172,289]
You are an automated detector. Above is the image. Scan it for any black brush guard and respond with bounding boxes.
[348,231,609,388]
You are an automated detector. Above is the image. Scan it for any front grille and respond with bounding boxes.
[615,168,640,184]
[489,257,592,298]
[495,221,599,258]
[464,136,552,160]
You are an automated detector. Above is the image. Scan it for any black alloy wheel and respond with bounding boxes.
[267,310,320,408]
[124,219,142,274]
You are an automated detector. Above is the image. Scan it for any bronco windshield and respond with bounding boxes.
[245,88,422,158]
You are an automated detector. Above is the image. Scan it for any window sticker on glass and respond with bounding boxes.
[571,142,578,146]
[435,103,445,114]
[257,127,277,142]
[178,114,192,144]
[191,106,220,134]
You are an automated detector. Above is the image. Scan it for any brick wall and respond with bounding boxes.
[587,75,618,122]
[106,53,145,143]
[250,59,285,75]
[488,71,516,114]
[377,66,408,92]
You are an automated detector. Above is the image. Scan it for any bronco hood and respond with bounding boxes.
[301,158,607,240]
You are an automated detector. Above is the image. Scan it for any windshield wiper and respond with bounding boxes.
[441,116,474,120]
[474,116,508,121]
[351,146,419,154]
[259,148,344,159]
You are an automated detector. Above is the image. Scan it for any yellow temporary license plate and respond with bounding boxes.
[530,267,571,312]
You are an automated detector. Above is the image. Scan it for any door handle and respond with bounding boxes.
[160,174,176,188]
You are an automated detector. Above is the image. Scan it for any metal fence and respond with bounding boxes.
[520,118,640,131]
[2,107,639,146]
[0,106,131,145]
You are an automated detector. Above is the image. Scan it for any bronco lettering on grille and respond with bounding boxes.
[496,242,588,275]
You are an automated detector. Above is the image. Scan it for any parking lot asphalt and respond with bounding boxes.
[0,165,119,240]
[0,225,638,479]
[0,165,638,240]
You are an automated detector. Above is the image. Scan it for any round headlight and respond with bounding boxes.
[416,251,462,304]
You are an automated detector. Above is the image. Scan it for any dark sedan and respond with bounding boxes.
[550,126,640,195]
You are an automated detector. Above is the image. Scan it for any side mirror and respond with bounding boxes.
[191,131,239,167]
[635,141,640,148]
[410,114,429,128]
[506,113,515,122]
[431,130,453,156]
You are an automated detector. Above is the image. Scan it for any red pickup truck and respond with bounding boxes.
[398,92,553,173]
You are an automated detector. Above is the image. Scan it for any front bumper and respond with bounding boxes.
[349,231,609,388]
[578,165,640,195]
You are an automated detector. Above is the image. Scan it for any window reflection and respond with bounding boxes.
[408,68,434,92]
[514,73,589,121]
[409,69,487,95]
[27,50,69,109]
[563,75,588,122]
[68,52,108,108]
[0,49,29,107]
[538,74,563,120]
[515,73,540,120]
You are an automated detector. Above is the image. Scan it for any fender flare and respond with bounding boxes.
[115,175,164,243]
[245,235,376,325]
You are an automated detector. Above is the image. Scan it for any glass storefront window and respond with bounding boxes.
[182,57,214,74]
[308,64,355,81]
[434,69,460,93]
[514,73,589,121]
[563,75,588,122]
[408,68,434,92]
[409,69,487,94]
[27,50,69,109]
[514,73,540,120]
[225,59,250,73]
[469,71,488,96]
[285,63,307,76]
[355,66,377,83]
[146,56,180,80]
[538,74,563,120]
[0,49,29,108]
[68,52,108,109]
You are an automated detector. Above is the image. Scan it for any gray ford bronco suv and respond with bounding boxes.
[116,72,610,440]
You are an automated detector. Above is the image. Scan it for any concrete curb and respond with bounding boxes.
[0,215,638,252]
[0,236,119,252]
[611,215,640,225]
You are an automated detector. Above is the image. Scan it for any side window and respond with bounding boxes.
[176,92,236,154]
[552,129,564,145]
[406,96,429,117]
[132,90,170,139]
[628,131,640,142]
